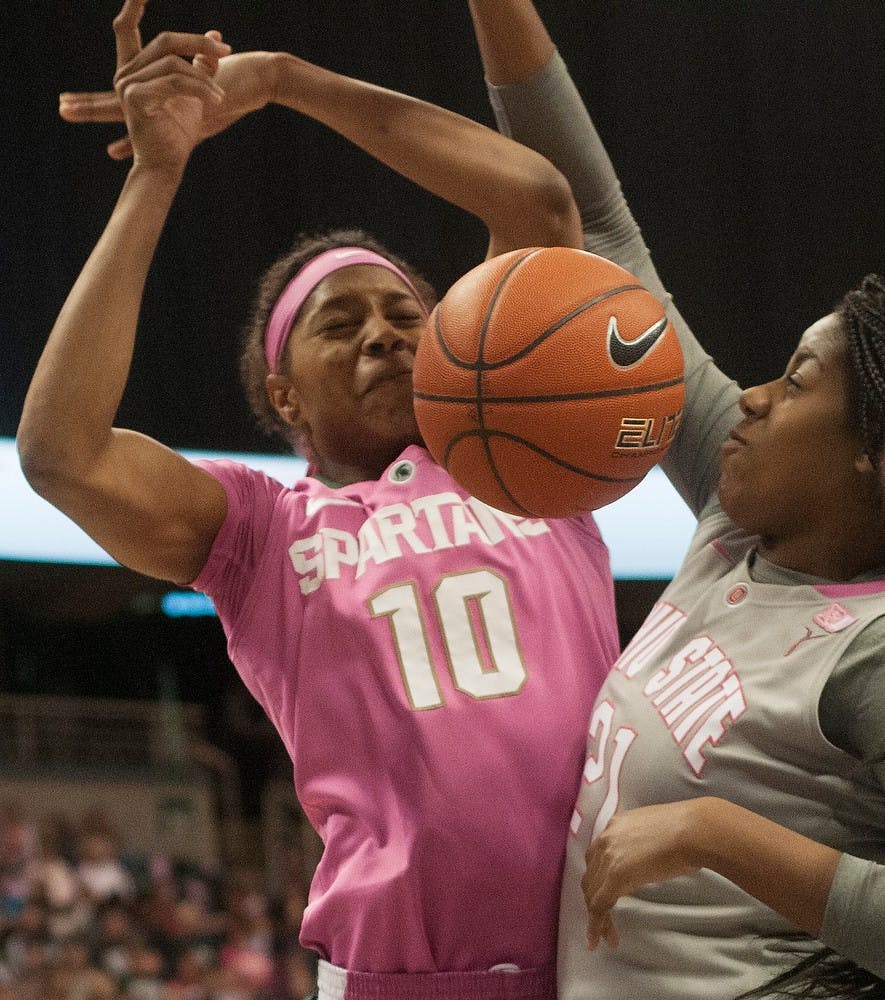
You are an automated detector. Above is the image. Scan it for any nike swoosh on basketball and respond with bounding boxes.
[607,315,668,368]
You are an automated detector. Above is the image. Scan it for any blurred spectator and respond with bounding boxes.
[0,808,316,1000]
[45,933,117,1000]
[93,898,135,982]
[5,936,52,1000]
[0,900,49,982]
[217,914,273,995]
[121,938,165,1000]
[269,888,314,1000]
[31,823,90,942]
[75,814,134,905]
[0,801,35,920]
[166,945,211,1000]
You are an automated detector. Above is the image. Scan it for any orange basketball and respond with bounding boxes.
[413,246,685,517]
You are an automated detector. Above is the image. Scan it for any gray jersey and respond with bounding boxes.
[559,503,885,998]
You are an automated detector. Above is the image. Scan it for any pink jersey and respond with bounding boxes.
[191,445,617,975]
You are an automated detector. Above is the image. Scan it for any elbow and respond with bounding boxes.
[17,433,59,500]
[503,164,582,251]
[531,167,582,248]
[16,425,80,503]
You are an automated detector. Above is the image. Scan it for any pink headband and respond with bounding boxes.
[264,247,429,373]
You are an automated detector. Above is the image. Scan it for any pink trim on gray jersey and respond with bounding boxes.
[815,579,885,597]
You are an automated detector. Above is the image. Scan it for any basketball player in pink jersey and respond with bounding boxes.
[19,4,621,998]
[466,1,885,996]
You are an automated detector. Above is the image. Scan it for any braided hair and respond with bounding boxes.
[735,948,885,999]
[239,228,437,449]
[838,274,885,470]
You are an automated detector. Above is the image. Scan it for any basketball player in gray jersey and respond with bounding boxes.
[467,1,885,997]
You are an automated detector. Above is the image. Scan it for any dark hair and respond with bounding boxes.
[736,948,885,999]
[240,228,437,449]
[838,273,885,469]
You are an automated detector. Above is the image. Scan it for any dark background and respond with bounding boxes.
[1,2,883,776]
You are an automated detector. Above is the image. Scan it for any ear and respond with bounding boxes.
[266,373,303,430]
[855,452,875,475]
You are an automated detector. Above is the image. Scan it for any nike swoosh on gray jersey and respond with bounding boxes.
[607,315,668,368]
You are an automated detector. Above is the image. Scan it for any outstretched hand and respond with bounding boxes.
[108,0,233,171]
[581,800,708,951]
[63,6,278,162]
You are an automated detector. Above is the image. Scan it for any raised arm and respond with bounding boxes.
[268,54,580,258]
[467,0,655,277]
[59,47,582,259]
[17,1,228,585]
[466,0,742,515]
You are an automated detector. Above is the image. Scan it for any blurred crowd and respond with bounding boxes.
[0,799,317,1000]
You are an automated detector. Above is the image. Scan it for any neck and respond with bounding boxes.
[313,447,416,486]
[757,512,885,582]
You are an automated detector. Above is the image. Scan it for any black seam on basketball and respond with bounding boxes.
[442,425,532,516]
[414,374,685,405]
[443,429,645,486]
[443,434,531,516]
[483,283,646,369]
[432,280,647,373]
[477,250,543,366]
[475,250,544,512]
[432,250,542,371]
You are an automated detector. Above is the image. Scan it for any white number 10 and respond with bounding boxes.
[368,569,527,709]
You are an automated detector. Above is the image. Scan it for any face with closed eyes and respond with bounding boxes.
[718,312,880,575]
[266,264,428,483]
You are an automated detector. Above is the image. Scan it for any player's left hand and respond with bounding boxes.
[581,799,710,950]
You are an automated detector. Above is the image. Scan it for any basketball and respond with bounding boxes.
[413,246,685,517]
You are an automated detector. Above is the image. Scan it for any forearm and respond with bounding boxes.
[269,52,580,254]
[18,164,180,484]
[695,797,840,937]
[467,0,555,85]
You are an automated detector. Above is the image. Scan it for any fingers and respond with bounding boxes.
[59,90,123,123]
[107,136,134,161]
[193,30,224,78]
[586,909,619,952]
[582,838,629,952]
[124,71,225,114]
[117,52,226,101]
[113,0,147,72]
[582,874,620,949]
[115,31,230,87]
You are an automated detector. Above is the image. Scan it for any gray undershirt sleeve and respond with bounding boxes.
[486,53,742,515]
[815,623,885,975]
[820,853,885,977]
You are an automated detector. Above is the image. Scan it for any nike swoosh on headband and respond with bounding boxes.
[606,315,669,368]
